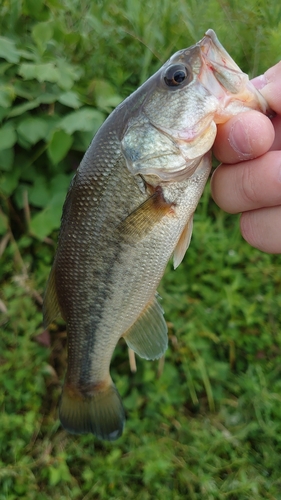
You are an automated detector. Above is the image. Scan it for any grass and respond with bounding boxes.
[1,0,281,499]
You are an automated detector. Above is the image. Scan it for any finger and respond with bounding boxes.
[252,61,281,151]
[213,111,274,164]
[270,114,281,151]
[240,206,281,253]
[254,61,281,115]
[211,150,281,213]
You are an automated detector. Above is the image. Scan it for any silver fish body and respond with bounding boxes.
[43,30,269,440]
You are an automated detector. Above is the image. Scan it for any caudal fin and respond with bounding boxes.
[59,381,125,441]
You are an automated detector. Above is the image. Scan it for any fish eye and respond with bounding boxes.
[164,64,191,87]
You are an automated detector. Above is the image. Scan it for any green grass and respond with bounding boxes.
[1,1,281,499]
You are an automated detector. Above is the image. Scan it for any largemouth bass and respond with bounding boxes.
[43,30,269,441]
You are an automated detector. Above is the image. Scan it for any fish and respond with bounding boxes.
[43,29,269,441]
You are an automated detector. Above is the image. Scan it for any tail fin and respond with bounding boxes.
[59,381,125,441]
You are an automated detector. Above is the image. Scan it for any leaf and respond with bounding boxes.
[14,177,50,212]
[20,165,36,182]
[47,129,73,164]
[24,0,44,17]
[0,124,17,151]
[11,95,57,114]
[72,130,93,152]
[0,108,9,123]
[0,85,15,108]
[0,167,21,196]
[14,80,43,100]
[31,22,54,52]
[30,192,65,239]
[0,62,13,76]
[17,49,37,61]
[29,176,50,208]
[55,60,83,90]
[17,117,49,145]
[8,99,41,118]
[58,91,82,109]
[59,107,105,135]
[49,466,63,487]
[93,79,123,112]
[0,148,14,172]
[0,37,20,64]
[39,93,58,104]
[49,173,72,194]
[18,63,61,83]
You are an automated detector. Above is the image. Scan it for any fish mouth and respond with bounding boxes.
[197,29,271,119]
[199,29,243,79]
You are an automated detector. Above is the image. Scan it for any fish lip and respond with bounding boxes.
[198,29,271,117]
[199,29,241,73]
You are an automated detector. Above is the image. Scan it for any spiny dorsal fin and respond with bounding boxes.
[43,263,61,328]
[118,187,174,241]
[173,215,194,269]
[123,297,168,360]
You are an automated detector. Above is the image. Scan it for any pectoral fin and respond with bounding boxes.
[43,264,61,328]
[173,215,194,269]
[118,187,174,241]
[123,297,168,360]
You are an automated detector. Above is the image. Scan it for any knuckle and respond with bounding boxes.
[239,166,259,206]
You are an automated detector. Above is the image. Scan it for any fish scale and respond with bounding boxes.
[43,29,270,441]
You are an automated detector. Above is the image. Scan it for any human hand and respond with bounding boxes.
[211,62,281,253]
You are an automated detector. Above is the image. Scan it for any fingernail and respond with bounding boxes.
[229,118,253,157]
[251,74,267,90]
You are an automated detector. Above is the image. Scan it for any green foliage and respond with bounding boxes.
[1,0,281,499]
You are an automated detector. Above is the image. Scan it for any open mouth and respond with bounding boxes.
[199,29,242,75]
[197,29,270,117]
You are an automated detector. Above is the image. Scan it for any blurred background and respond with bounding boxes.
[1,0,281,498]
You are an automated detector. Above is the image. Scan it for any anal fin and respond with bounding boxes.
[123,297,168,360]
[173,215,194,269]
